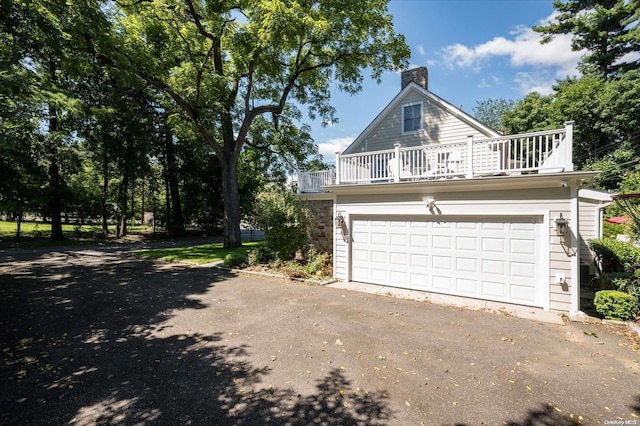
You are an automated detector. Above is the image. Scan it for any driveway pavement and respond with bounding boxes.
[1,245,639,425]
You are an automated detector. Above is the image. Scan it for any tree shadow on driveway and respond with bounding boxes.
[0,250,391,425]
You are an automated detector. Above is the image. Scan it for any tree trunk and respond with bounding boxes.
[118,174,128,237]
[48,91,64,241]
[101,160,110,235]
[220,150,242,248]
[140,180,145,225]
[164,128,185,237]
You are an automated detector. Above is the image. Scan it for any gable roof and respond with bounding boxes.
[342,81,502,155]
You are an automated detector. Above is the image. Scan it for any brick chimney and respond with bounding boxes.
[401,67,428,91]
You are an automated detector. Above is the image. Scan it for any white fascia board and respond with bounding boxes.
[327,171,599,196]
[578,188,614,202]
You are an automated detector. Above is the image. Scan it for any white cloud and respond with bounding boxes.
[416,44,425,55]
[513,71,556,95]
[478,75,503,89]
[439,14,586,94]
[317,136,355,161]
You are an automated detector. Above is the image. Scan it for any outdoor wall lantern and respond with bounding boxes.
[554,213,568,236]
[335,212,345,229]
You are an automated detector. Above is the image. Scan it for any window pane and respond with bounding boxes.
[404,104,421,132]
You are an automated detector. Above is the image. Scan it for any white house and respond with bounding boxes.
[298,67,609,316]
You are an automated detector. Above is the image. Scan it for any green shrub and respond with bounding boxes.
[304,251,332,276]
[223,252,246,268]
[253,187,310,260]
[247,246,274,266]
[602,221,627,239]
[588,238,640,273]
[599,272,634,290]
[593,290,639,321]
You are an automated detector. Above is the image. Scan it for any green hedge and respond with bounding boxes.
[588,238,640,273]
[593,290,639,321]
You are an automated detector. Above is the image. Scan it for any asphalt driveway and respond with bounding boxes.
[1,246,639,425]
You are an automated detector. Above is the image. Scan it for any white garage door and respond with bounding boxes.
[351,216,543,307]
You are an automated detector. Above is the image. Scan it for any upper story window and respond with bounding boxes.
[403,102,422,133]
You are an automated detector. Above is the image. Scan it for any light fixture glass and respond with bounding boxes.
[554,213,568,236]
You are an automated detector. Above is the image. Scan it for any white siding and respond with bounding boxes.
[578,199,599,275]
[349,91,490,153]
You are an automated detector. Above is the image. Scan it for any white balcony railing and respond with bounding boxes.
[298,121,573,193]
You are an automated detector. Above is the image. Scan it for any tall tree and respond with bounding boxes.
[472,98,516,132]
[534,0,640,77]
[84,0,409,247]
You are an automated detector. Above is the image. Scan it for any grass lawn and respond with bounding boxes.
[0,220,107,238]
[0,220,155,238]
[135,241,262,264]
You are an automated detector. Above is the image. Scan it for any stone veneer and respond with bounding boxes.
[304,199,334,254]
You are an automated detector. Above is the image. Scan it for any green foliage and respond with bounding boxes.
[472,98,516,131]
[280,251,333,280]
[253,187,310,260]
[223,252,246,269]
[247,246,275,266]
[593,290,639,321]
[501,93,560,135]
[601,220,627,239]
[589,238,640,273]
[533,0,639,76]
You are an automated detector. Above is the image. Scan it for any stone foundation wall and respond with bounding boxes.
[305,199,333,254]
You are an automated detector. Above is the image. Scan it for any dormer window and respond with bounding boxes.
[403,102,422,133]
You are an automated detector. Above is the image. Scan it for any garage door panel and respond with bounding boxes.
[390,233,407,246]
[510,285,536,302]
[482,238,505,253]
[511,222,537,232]
[411,253,428,267]
[371,232,387,245]
[371,250,386,263]
[510,239,536,255]
[411,235,428,247]
[482,259,505,275]
[456,236,477,251]
[432,235,452,249]
[482,221,506,231]
[353,249,369,261]
[456,257,477,272]
[482,281,506,298]
[410,273,429,288]
[390,252,407,265]
[351,216,543,307]
[510,261,536,278]
[352,231,369,244]
[432,275,452,290]
[353,266,370,282]
[456,278,478,294]
[389,270,407,283]
[432,255,452,269]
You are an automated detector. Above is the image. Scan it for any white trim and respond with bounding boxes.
[571,186,580,314]
[401,101,423,134]
[578,188,614,202]
[541,212,551,311]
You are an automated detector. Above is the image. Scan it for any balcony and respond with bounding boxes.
[298,122,574,193]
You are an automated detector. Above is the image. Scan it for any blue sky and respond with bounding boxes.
[310,0,586,163]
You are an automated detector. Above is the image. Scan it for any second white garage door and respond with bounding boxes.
[351,216,544,307]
